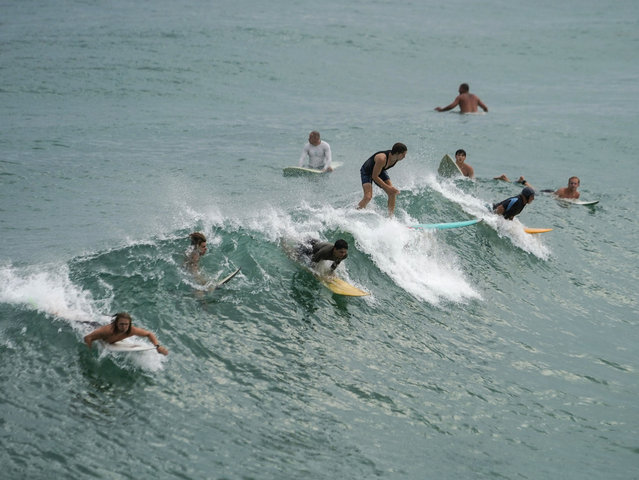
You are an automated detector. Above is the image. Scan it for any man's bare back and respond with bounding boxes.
[457,93,486,113]
[435,83,488,113]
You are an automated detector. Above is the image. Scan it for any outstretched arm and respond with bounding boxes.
[131,326,169,355]
[478,98,488,112]
[435,95,460,112]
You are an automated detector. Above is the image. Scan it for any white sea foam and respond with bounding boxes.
[237,203,481,305]
[0,264,165,370]
[423,173,552,259]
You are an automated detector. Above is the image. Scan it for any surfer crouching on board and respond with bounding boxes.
[298,239,348,272]
[357,142,407,217]
[299,131,333,172]
[84,312,169,355]
[493,187,535,220]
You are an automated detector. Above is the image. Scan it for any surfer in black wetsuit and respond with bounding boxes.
[357,142,407,217]
[298,239,348,271]
[493,187,535,220]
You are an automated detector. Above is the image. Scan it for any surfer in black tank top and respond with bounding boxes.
[357,142,407,217]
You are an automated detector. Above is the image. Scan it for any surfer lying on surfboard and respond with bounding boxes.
[297,238,348,272]
[84,312,169,355]
[493,187,535,220]
[494,175,581,200]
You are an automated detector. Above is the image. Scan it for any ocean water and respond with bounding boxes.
[1,0,638,478]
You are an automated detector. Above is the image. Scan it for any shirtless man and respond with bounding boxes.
[84,312,169,355]
[185,232,207,274]
[554,176,580,199]
[357,142,408,216]
[454,149,474,178]
[435,83,488,113]
[299,131,333,172]
[493,175,580,200]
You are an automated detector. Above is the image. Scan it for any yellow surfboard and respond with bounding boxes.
[319,276,369,296]
[524,228,553,234]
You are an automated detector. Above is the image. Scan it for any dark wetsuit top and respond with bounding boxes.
[493,195,527,220]
[298,240,347,270]
[360,150,395,184]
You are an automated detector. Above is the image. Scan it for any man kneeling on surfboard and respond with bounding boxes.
[298,239,348,272]
[493,187,535,220]
[84,312,169,355]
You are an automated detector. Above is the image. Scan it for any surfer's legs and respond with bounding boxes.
[387,190,397,217]
[358,183,373,209]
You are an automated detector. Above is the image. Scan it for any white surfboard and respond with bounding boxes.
[437,154,463,177]
[557,198,599,206]
[216,267,241,287]
[283,162,342,177]
[104,341,157,352]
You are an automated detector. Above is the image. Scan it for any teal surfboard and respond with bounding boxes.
[411,218,482,230]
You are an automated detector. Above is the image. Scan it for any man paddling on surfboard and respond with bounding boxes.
[299,131,333,172]
[493,187,535,220]
[552,176,581,199]
[84,312,169,355]
[298,239,348,272]
[357,142,408,217]
[494,175,581,200]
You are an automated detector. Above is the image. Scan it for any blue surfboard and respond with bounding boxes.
[410,218,482,230]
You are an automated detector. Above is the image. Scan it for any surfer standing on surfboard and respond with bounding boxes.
[357,142,408,217]
[84,312,169,355]
[435,83,488,113]
[454,149,475,178]
[298,239,348,272]
[493,187,535,220]
[299,131,333,172]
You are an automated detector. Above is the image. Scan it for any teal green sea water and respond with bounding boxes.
[1,1,638,478]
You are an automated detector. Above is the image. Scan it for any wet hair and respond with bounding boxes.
[459,83,470,93]
[334,239,348,250]
[110,312,132,334]
[455,149,466,156]
[521,186,536,199]
[190,232,206,246]
[309,130,320,138]
[568,176,580,186]
[391,142,407,155]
